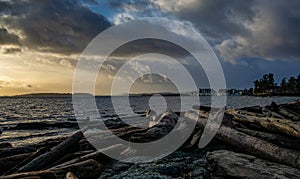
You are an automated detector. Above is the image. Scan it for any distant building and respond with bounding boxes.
[216,89,228,96]
[227,89,243,96]
[199,88,212,96]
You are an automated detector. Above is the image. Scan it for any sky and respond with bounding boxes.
[0,0,300,96]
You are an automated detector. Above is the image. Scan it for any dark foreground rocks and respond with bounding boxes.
[0,101,299,178]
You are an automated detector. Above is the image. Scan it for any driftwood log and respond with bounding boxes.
[227,109,300,138]
[236,127,300,150]
[206,150,300,179]
[0,146,36,159]
[0,153,32,175]
[0,159,102,179]
[51,144,126,169]
[17,128,86,173]
[184,111,300,168]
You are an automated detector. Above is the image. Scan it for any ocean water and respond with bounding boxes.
[0,96,299,147]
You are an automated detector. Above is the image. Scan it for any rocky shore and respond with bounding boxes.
[0,101,299,178]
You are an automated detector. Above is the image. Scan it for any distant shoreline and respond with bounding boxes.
[0,92,300,98]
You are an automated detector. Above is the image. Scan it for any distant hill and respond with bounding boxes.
[14,93,73,98]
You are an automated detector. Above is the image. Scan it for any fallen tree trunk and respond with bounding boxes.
[0,159,102,179]
[47,150,95,168]
[226,109,300,138]
[206,150,300,179]
[0,146,36,159]
[0,171,56,179]
[184,111,300,168]
[277,107,300,121]
[4,147,48,175]
[0,153,32,175]
[17,128,86,173]
[236,128,300,150]
[51,144,126,169]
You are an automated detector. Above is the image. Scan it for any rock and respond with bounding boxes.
[100,149,208,178]
[206,150,300,179]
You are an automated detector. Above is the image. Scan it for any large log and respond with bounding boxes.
[0,146,36,159]
[0,159,102,179]
[48,150,95,168]
[0,153,32,175]
[184,111,300,168]
[277,107,300,121]
[51,144,126,169]
[227,109,300,138]
[236,128,300,150]
[206,150,300,179]
[17,128,86,172]
[0,171,56,179]
[5,147,49,175]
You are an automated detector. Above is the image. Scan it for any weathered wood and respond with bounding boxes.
[48,150,95,168]
[0,159,101,179]
[0,171,56,179]
[192,106,234,128]
[184,128,203,149]
[184,111,300,168]
[51,144,126,169]
[0,153,32,175]
[5,147,49,175]
[0,146,36,159]
[236,128,300,150]
[277,107,300,121]
[227,109,300,138]
[27,137,69,149]
[262,108,285,119]
[129,111,178,142]
[8,121,79,130]
[206,150,300,179]
[239,105,263,113]
[17,128,86,172]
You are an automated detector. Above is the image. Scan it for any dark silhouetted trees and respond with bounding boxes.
[253,73,275,94]
[254,73,300,95]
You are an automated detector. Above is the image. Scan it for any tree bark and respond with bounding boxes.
[0,159,102,179]
[0,147,36,159]
[206,150,300,179]
[236,127,300,150]
[17,128,86,173]
[0,153,32,175]
[51,144,126,169]
[227,109,300,138]
[184,111,300,168]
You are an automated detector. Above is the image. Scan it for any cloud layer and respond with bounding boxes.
[109,0,300,63]
[0,0,111,54]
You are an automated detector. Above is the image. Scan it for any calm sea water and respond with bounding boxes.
[0,96,299,146]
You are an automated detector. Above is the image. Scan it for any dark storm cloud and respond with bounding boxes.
[0,27,19,45]
[109,0,300,63]
[0,0,111,54]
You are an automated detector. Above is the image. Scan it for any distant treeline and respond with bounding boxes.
[251,73,300,96]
